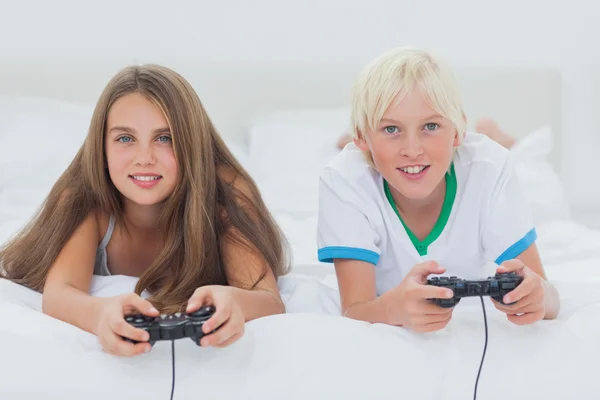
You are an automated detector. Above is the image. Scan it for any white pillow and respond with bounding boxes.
[0,96,93,224]
[510,126,571,224]
[246,109,350,215]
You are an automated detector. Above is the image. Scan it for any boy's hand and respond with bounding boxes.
[384,261,455,333]
[491,260,547,325]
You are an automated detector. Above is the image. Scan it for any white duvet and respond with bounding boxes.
[1,265,600,400]
[2,201,600,399]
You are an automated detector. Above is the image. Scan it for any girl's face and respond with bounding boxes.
[355,87,460,202]
[105,93,179,208]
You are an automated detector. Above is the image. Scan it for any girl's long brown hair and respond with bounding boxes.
[0,64,290,313]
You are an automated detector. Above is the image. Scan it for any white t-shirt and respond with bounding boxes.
[316,132,537,295]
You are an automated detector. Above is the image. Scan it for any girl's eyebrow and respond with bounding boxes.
[108,126,134,135]
[107,127,170,135]
[154,127,171,135]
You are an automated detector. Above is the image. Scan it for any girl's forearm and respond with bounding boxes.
[227,286,286,321]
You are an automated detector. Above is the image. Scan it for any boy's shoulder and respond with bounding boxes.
[454,132,513,177]
[320,143,380,188]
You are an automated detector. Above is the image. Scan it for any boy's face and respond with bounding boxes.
[355,87,460,202]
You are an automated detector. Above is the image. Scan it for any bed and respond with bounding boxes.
[1,62,599,399]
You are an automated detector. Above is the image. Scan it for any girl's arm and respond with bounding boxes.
[219,229,286,322]
[42,212,107,334]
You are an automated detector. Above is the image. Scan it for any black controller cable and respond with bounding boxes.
[474,288,489,400]
[170,340,176,400]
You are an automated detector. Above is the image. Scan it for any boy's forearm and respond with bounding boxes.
[342,295,396,325]
[543,281,560,320]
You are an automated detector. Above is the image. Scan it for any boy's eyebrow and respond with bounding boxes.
[420,113,444,121]
[379,114,444,125]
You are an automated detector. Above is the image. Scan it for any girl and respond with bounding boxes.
[0,64,290,355]
[317,47,560,332]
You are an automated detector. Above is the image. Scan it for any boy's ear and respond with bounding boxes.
[453,110,467,147]
[453,132,461,147]
[353,130,370,152]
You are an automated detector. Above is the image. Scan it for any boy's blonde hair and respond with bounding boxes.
[350,46,466,145]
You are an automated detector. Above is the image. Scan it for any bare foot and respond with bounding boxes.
[337,132,353,150]
[474,117,516,149]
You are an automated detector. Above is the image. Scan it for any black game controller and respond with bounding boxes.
[427,272,523,308]
[123,305,216,346]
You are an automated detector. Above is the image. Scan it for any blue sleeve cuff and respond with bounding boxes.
[317,246,380,265]
[494,228,538,264]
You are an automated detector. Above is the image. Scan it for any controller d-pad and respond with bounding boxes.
[189,306,215,319]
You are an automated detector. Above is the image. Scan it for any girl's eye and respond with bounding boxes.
[424,123,439,131]
[157,135,172,143]
[384,126,398,134]
[117,136,132,143]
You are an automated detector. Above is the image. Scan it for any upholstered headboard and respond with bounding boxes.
[0,61,563,170]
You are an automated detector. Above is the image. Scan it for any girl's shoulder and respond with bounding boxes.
[218,166,255,201]
[94,210,114,247]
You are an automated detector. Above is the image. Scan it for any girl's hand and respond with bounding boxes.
[186,285,245,348]
[96,293,159,356]
[492,259,547,325]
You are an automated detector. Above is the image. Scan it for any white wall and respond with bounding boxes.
[1,0,599,212]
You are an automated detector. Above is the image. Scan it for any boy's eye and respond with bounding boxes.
[117,136,132,143]
[424,123,439,131]
[384,126,398,134]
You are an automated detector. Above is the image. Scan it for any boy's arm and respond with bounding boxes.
[514,244,560,320]
[334,259,391,324]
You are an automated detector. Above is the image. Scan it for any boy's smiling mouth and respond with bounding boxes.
[398,165,429,174]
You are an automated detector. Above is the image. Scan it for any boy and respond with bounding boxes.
[317,47,560,332]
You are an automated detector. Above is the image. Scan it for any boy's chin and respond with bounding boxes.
[393,178,442,201]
